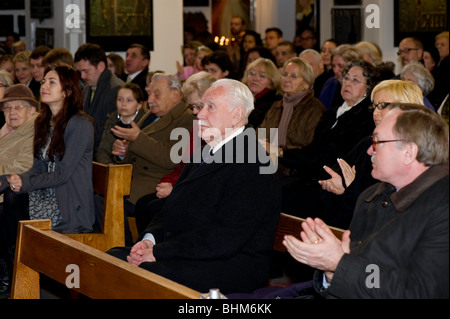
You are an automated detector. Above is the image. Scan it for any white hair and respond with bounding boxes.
[210,79,254,116]
[299,49,322,63]
[151,72,182,91]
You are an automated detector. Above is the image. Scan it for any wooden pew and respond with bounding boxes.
[64,162,133,252]
[11,220,202,299]
[273,213,345,252]
[11,214,345,299]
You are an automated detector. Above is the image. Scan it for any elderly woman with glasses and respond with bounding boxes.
[0,83,38,296]
[258,57,326,165]
[280,60,378,219]
[241,58,282,128]
[318,80,426,229]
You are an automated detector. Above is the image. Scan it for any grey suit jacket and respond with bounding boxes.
[0,115,96,233]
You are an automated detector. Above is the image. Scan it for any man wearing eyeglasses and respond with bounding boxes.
[283,103,449,298]
[398,37,424,67]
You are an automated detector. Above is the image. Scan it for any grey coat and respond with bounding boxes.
[0,115,96,233]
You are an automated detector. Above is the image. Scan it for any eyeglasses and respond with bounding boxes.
[2,105,27,112]
[397,48,419,56]
[369,102,391,111]
[188,103,203,112]
[342,75,366,86]
[371,136,407,151]
[248,70,268,80]
[281,73,302,80]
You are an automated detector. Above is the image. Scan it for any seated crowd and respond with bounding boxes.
[0,22,448,299]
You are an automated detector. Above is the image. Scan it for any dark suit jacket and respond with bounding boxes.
[28,78,41,101]
[82,69,124,156]
[139,127,281,294]
[130,69,149,100]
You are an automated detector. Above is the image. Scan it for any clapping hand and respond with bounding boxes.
[318,158,356,195]
[282,217,351,282]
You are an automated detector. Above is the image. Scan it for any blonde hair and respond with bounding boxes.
[241,58,281,92]
[13,51,31,64]
[0,69,13,87]
[331,44,361,63]
[182,71,216,100]
[282,57,315,88]
[371,80,424,105]
[354,41,382,65]
[435,31,449,40]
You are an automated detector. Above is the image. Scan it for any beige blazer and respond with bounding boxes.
[0,115,36,175]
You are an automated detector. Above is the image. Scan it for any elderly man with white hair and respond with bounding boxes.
[108,79,281,295]
[299,48,333,98]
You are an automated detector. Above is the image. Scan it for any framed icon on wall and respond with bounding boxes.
[394,0,448,49]
[86,0,154,51]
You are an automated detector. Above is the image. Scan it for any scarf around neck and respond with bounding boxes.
[278,89,311,146]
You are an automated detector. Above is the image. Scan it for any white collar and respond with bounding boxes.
[211,126,245,154]
[127,70,143,80]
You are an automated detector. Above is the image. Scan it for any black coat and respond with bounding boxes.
[130,69,149,101]
[321,136,377,229]
[82,69,124,156]
[139,128,282,294]
[248,89,281,128]
[317,164,449,298]
[282,96,374,179]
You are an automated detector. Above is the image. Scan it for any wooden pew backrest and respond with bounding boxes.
[64,162,133,252]
[11,220,202,299]
[273,213,345,252]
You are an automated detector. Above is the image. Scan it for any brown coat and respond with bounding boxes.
[119,101,194,204]
[259,91,326,150]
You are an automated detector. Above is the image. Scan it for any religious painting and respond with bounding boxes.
[394,0,448,48]
[86,0,153,51]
